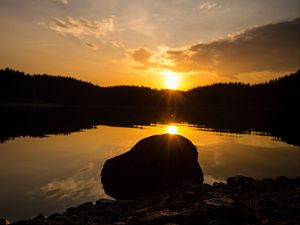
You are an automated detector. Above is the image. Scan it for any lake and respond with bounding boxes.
[0,121,299,221]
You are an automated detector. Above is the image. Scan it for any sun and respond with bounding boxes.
[160,70,180,90]
[167,125,178,134]
[167,75,179,90]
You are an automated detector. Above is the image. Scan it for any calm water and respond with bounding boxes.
[0,123,299,221]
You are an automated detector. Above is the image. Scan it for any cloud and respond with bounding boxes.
[79,161,96,172]
[129,47,176,70]
[123,7,156,38]
[110,40,126,49]
[196,2,222,10]
[51,0,69,7]
[177,17,300,77]
[131,18,300,80]
[33,161,108,200]
[46,16,117,50]
[49,16,114,38]
[37,177,105,200]
[131,48,154,65]
[84,42,99,51]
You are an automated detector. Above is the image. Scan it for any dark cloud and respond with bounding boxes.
[131,17,299,81]
[167,17,300,77]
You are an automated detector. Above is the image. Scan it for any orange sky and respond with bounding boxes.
[0,0,299,90]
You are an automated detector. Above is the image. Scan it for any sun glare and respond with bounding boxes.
[160,70,180,90]
[167,125,178,134]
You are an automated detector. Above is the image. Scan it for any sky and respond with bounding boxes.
[0,0,299,90]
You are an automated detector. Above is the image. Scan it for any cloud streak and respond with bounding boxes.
[38,177,105,200]
[34,162,107,200]
[49,16,114,38]
[130,47,176,70]
[85,42,99,51]
[46,16,115,50]
[51,0,69,7]
[196,2,222,10]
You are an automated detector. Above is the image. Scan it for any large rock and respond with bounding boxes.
[101,134,204,199]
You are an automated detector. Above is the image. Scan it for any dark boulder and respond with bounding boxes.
[101,134,204,199]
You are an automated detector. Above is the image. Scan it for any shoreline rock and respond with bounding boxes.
[4,175,300,225]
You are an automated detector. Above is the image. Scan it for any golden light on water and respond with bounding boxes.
[160,70,180,90]
[166,125,178,134]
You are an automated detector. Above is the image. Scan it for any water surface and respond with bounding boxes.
[0,123,299,221]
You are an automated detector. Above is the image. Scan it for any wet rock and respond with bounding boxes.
[141,210,184,225]
[213,182,225,187]
[168,200,190,209]
[74,202,94,211]
[183,206,208,225]
[47,213,63,221]
[95,198,115,206]
[127,216,142,225]
[205,197,256,224]
[31,214,48,225]
[255,179,275,191]
[213,182,227,192]
[182,191,196,201]
[132,206,154,215]
[9,175,299,225]
[101,134,203,199]
[201,183,213,193]
[269,210,293,219]
[275,176,294,187]
[103,204,124,217]
[182,180,201,190]
[277,205,300,215]
[227,176,254,188]
[11,220,31,225]
[117,200,134,210]
[204,197,235,208]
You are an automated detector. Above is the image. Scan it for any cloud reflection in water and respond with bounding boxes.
[35,162,108,200]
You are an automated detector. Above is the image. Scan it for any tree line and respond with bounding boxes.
[0,68,299,109]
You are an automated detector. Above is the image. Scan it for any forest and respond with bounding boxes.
[0,68,299,146]
[0,68,299,109]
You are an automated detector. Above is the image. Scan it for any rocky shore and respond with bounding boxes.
[2,176,299,225]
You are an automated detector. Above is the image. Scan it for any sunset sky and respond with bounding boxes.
[0,0,299,90]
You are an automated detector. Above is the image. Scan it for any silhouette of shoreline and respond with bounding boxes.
[1,68,300,108]
[0,68,299,146]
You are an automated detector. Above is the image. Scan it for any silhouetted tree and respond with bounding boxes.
[0,68,299,146]
[1,68,299,109]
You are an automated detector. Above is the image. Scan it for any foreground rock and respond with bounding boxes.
[101,134,204,199]
[6,176,300,225]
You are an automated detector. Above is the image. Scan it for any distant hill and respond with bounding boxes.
[0,68,167,108]
[0,67,299,109]
[187,70,300,108]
